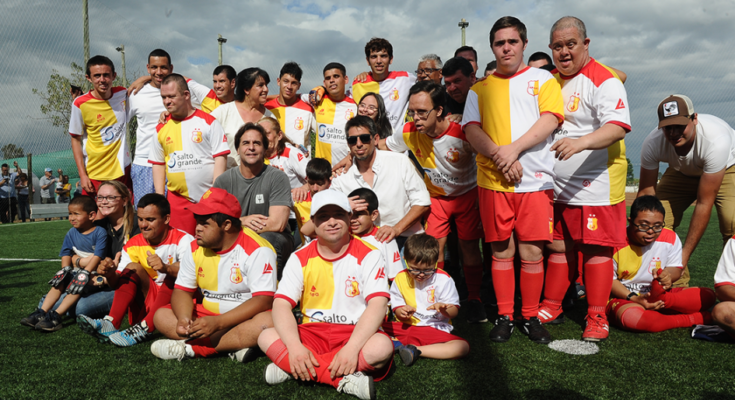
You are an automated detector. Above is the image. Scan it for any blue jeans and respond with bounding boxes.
[131,163,156,208]
[38,288,115,319]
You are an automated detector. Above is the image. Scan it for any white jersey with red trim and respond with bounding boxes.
[715,235,735,289]
[352,71,416,135]
[267,143,309,189]
[117,227,195,286]
[552,59,632,205]
[175,229,278,314]
[357,226,404,280]
[390,269,460,333]
[276,236,389,325]
[612,228,682,294]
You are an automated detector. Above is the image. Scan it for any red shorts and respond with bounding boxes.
[478,188,553,243]
[83,165,133,196]
[167,191,197,236]
[605,288,689,320]
[298,323,392,382]
[381,322,468,348]
[426,187,483,241]
[553,202,627,247]
[161,302,220,318]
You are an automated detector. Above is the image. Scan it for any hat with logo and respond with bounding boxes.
[658,94,695,128]
[186,188,242,219]
[310,189,352,217]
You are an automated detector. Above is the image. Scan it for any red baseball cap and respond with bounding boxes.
[185,188,241,219]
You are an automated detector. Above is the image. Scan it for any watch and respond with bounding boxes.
[626,292,639,300]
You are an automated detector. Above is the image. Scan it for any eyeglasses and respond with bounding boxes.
[407,108,435,120]
[407,268,437,277]
[346,133,372,145]
[415,68,440,76]
[632,222,665,233]
[95,195,121,202]
[358,104,378,113]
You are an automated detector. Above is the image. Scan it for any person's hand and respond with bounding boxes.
[188,316,221,339]
[80,175,94,194]
[66,269,91,295]
[502,160,523,183]
[308,86,325,108]
[96,253,121,276]
[176,317,193,338]
[632,293,665,310]
[241,214,269,233]
[551,137,587,161]
[70,85,83,99]
[492,144,520,173]
[127,75,152,96]
[332,156,353,174]
[158,111,170,125]
[427,302,451,313]
[395,305,416,321]
[446,114,463,124]
[288,343,320,381]
[146,250,167,275]
[375,225,397,243]
[348,196,368,213]
[328,344,359,379]
[292,185,310,203]
[354,72,369,83]
[49,266,73,286]
[653,268,672,291]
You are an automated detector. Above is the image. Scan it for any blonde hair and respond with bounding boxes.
[258,116,296,156]
[98,181,134,243]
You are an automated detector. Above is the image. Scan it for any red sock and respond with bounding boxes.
[520,259,544,319]
[357,351,376,373]
[437,261,445,270]
[108,270,141,329]
[583,253,614,315]
[492,257,515,319]
[142,276,175,332]
[648,285,716,314]
[188,337,218,358]
[464,264,483,301]
[618,307,708,333]
[266,339,290,370]
[541,252,572,310]
[265,340,342,388]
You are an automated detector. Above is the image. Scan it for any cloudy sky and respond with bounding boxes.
[2,0,734,176]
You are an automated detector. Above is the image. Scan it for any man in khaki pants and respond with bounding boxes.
[638,94,735,287]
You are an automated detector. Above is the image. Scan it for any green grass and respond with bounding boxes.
[1,211,734,400]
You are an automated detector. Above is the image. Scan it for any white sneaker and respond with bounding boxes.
[229,347,259,363]
[150,339,192,361]
[336,372,375,400]
[263,363,292,386]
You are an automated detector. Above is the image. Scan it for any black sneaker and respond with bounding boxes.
[21,308,46,327]
[35,311,63,332]
[397,344,422,367]
[489,316,514,343]
[520,317,551,344]
[466,299,488,324]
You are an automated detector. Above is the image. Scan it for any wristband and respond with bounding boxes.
[626,292,639,301]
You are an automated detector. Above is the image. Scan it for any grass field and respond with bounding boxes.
[1,209,734,399]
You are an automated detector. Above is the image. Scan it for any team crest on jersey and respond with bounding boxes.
[294,117,304,130]
[568,93,581,112]
[535,171,543,179]
[202,189,212,199]
[586,214,598,231]
[191,128,203,143]
[549,218,553,234]
[527,80,539,96]
[390,88,400,101]
[583,180,591,188]
[345,110,354,120]
[345,276,360,297]
[166,255,174,265]
[427,287,436,304]
[446,148,460,163]
[230,265,243,284]
[648,257,662,274]
[198,266,205,278]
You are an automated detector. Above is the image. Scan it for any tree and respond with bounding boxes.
[626,157,635,185]
[1,144,24,160]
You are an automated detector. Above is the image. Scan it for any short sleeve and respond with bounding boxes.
[117,248,133,273]
[360,250,390,302]
[274,254,305,306]
[242,247,278,297]
[187,79,210,109]
[388,278,407,310]
[437,274,461,307]
[148,127,165,165]
[69,102,84,136]
[715,237,735,287]
[383,239,404,279]
[640,129,664,171]
[210,119,231,158]
[174,244,199,292]
[702,133,732,174]
[595,78,632,132]
[290,147,309,182]
[59,230,76,257]
[401,156,431,207]
[386,124,410,153]
[461,89,481,129]
[269,169,294,208]
[538,75,564,125]
[93,228,108,258]
[667,234,684,269]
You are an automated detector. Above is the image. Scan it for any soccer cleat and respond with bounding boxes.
[229,347,260,363]
[582,313,610,342]
[77,315,118,343]
[397,344,422,367]
[489,316,514,343]
[263,363,292,386]
[538,304,565,325]
[520,317,551,344]
[336,372,375,400]
[109,321,153,347]
[466,299,488,324]
[35,310,63,332]
[21,308,46,328]
[151,339,192,361]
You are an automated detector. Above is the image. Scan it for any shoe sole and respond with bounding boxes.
[368,376,376,400]
[76,315,111,343]
[36,323,63,332]
[489,327,514,343]
[544,315,566,325]
[20,319,40,328]
[582,336,607,342]
[398,347,418,367]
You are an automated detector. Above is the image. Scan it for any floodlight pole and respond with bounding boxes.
[218,34,227,65]
[83,0,89,66]
[116,45,127,87]
[458,18,469,46]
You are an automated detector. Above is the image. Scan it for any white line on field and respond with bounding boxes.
[0,258,61,262]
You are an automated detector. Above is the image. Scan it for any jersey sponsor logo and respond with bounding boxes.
[374,267,386,280]
[389,88,400,101]
[567,93,581,112]
[648,257,662,274]
[309,285,319,297]
[446,148,460,163]
[393,251,400,262]
[317,124,345,144]
[586,214,598,231]
[263,262,274,274]
[317,108,326,115]
[97,114,105,123]
[198,266,205,278]
[167,151,203,171]
[166,136,174,145]
[527,80,539,96]
[616,99,626,110]
[308,311,353,324]
[415,148,423,158]
[191,128,203,143]
[662,101,678,116]
[427,287,436,303]
[294,117,304,130]
[230,265,243,284]
[345,276,360,297]
[101,123,125,145]
[222,135,227,143]
[255,194,264,204]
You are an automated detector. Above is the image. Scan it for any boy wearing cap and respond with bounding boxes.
[150,188,277,361]
[257,189,393,400]
[638,94,735,287]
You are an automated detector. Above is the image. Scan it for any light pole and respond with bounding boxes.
[116,45,127,87]
[458,18,469,47]
[218,34,227,65]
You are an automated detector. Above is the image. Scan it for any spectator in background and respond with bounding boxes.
[74,181,83,198]
[484,61,497,76]
[39,167,58,204]
[416,54,443,85]
[56,175,72,203]
[442,57,476,116]
[1,162,20,223]
[528,51,553,68]
[15,172,31,222]
[454,45,479,76]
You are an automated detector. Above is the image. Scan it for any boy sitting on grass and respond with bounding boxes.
[296,158,332,242]
[383,234,469,366]
[20,195,107,331]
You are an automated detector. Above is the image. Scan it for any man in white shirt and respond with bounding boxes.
[638,94,735,287]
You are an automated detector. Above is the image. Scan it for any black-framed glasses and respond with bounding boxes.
[632,222,664,233]
[407,108,435,120]
[95,195,122,202]
[407,267,437,277]
[415,68,440,76]
[346,133,372,145]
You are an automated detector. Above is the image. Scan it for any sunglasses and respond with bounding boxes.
[346,133,372,145]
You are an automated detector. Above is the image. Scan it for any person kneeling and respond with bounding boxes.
[607,196,715,333]
[383,234,469,366]
[151,188,276,361]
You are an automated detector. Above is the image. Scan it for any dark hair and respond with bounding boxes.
[235,122,269,150]
[528,51,553,66]
[348,188,379,213]
[137,193,171,217]
[403,233,440,266]
[344,115,378,139]
[18,173,27,180]
[85,55,115,76]
[630,195,666,221]
[490,16,527,44]
[454,45,478,61]
[485,61,497,73]
[306,158,332,182]
[359,93,392,139]
[148,49,171,65]
[323,62,346,76]
[234,67,270,102]
[213,65,236,81]
[280,61,303,82]
[364,38,393,59]
[441,57,474,78]
[408,80,447,117]
[161,73,189,93]
[70,195,98,213]
[1,163,7,168]
[196,212,242,231]
[540,64,555,72]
